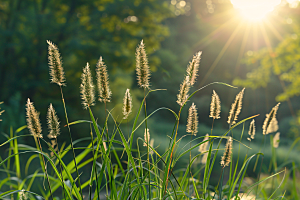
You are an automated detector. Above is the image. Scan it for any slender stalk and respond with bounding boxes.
[189,132,193,196]
[88,124,100,200]
[104,102,114,199]
[56,138,66,200]
[255,134,265,198]
[59,85,83,199]
[127,119,131,200]
[144,88,151,199]
[165,107,182,195]
[210,118,215,136]
[37,137,54,200]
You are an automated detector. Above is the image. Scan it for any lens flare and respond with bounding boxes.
[231,0,281,21]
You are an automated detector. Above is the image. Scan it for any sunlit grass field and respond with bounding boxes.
[0,40,299,200]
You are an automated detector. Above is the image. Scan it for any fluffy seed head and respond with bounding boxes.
[123,89,132,119]
[247,119,256,141]
[80,63,95,109]
[0,102,4,122]
[186,51,202,86]
[262,103,280,135]
[186,103,198,135]
[47,104,60,139]
[177,76,191,106]
[221,137,232,167]
[227,88,245,125]
[136,40,150,89]
[47,40,65,86]
[96,56,112,103]
[26,99,42,138]
[49,139,58,157]
[209,90,221,119]
[273,132,280,148]
[143,128,150,147]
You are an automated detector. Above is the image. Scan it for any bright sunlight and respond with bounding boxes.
[231,0,281,21]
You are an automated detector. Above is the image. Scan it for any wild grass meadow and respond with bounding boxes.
[0,40,299,200]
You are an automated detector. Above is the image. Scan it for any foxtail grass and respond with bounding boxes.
[0,40,294,200]
[25,99,54,200]
[47,40,84,198]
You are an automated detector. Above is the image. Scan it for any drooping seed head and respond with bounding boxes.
[26,99,42,138]
[262,103,280,135]
[273,132,280,148]
[247,119,256,141]
[96,56,112,103]
[0,102,4,122]
[186,103,198,136]
[143,128,150,147]
[123,89,132,119]
[47,40,65,86]
[227,88,245,125]
[209,90,221,119]
[220,137,232,167]
[80,63,95,109]
[186,51,202,86]
[47,104,60,139]
[136,40,150,89]
[177,76,190,106]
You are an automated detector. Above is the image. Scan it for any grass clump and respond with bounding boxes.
[0,39,298,200]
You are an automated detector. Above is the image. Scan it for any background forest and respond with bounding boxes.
[1,0,300,197]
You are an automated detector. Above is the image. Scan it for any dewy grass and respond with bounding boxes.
[0,40,296,200]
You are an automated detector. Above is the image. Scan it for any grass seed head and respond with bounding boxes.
[199,134,209,153]
[247,119,256,141]
[199,134,209,164]
[209,90,221,119]
[103,141,107,151]
[96,56,112,103]
[123,89,132,119]
[227,88,245,125]
[273,132,280,148]
[136,40,150,89]
[26,99,42,138]
[262,103,280,135]
[201,152,208,164]
[19,189,27,200]
[49,139,58,157]
[0,102,4,121]
[186,103,198,135]
[144,128,150,147]
[177,76,190,106]
[221,137,232,167]
[149,139,154,155]
[47,103,60,139]
[80,63,95,109]
[186,51,202,86]
[47,40,65,86]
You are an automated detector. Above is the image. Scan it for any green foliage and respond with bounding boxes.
[233,18,300,103]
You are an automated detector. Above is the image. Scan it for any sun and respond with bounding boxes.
[230,0,281,21]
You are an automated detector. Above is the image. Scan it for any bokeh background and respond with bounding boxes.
[1,0,300,193]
